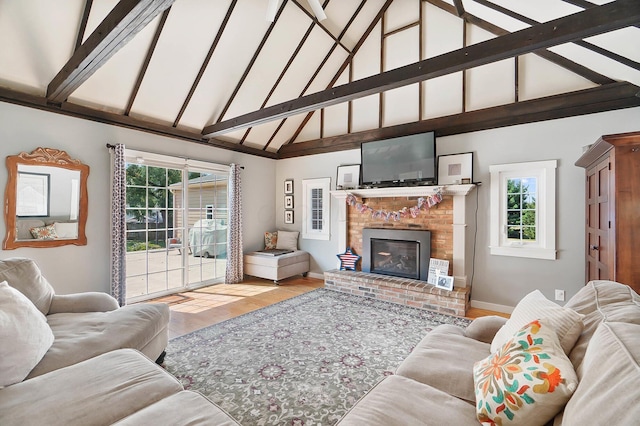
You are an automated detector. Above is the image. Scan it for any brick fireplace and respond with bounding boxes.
[328,185,476,315]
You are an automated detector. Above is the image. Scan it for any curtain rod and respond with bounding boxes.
[105,143,243,169]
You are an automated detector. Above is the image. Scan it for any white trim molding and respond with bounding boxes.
[489,160,557,260]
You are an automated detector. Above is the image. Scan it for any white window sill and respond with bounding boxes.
[489,246,557,260]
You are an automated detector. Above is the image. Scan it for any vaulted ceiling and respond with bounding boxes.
[1,0,639,159]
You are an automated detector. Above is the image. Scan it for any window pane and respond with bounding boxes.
[147,166,166,187]
[507,211,520,225]
[126,164,146,186]
[507,178,521,193]
[507,194,521,209]
[507,226,521,240]
[522,226,536,240]
[127,187,146,208]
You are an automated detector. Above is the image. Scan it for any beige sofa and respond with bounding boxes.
[337,280,640,425]
[0,257,169,378]
[0,257,240,425]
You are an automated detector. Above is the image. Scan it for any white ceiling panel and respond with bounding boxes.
[176,0,272,129]
[519,53,595,102]
[266,27,336,107]
[129,0,232,124]
[0,0,83,93]
[340,0,386,51]
[385,0,419,33]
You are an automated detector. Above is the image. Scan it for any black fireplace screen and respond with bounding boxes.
[370,239,419,279]
[362,228,431,281]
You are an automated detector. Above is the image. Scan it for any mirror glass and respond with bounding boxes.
[4,147,89,249]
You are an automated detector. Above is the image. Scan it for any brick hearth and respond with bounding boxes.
[330,186,476,316]
[324,270,470,317]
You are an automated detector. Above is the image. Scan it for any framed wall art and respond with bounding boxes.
[336,164,360,190]
[284,179,294,194]
[435,274,454,291]
[284,210,294,224]
[437,152,473,185]
[284,195,294,209]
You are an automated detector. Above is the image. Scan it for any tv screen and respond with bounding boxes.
[361,132,436,186]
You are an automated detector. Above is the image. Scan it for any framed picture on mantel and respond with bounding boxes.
[437,152,473,185]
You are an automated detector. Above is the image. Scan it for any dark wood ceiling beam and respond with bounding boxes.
[47,0,175,103]
[457,8,615,85]
[241,0,332,146]
[452,0,465,17]
[125,7,171,115]
[0,87,276,159]
[560,0,640,28]
[173,0,238,127]
[266,0,374,147]
[74,0,94,51]
[202,0,640,138]
[291,0,351,54]
[214,0,288,123]
[383,21,420,38]
[284,0,395,144]
[473,0,640,70]
[277,82,640,158]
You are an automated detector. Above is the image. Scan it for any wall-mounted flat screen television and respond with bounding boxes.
[360,132,436,187]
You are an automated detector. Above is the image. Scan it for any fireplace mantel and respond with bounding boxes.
[331,184,477,288]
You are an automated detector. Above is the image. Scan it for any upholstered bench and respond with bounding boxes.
[244,250,310,284]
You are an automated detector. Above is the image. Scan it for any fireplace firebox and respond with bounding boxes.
[362,228,431,281]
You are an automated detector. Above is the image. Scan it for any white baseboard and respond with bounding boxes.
[470,300,514,315]
[307,271,324,280]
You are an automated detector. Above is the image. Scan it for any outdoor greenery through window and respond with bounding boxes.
[506,177,537,242]
[124,150,229,302]
[311,188,323,231]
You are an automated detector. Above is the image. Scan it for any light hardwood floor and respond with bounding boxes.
[147,277,508,339]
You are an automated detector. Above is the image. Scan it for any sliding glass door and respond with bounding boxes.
[124,153,228,302]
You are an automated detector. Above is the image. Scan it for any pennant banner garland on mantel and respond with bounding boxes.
[345,192,444,222]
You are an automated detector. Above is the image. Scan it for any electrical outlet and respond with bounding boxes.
[555,289,565,302]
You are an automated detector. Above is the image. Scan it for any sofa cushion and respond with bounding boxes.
[0,349,183,426]
[395,324,490,403]
[336,375,478,426]
[560,322,640,425]
[491,290,584,355]
[264,231,277,249]
[474,319,578,426]
[29,223,58,240]
[0,257,55,315]
[0,281,54,386]
[26,303,170,379]
[276,230,299,250]
[564,280,640,371]
[113,391,240,425]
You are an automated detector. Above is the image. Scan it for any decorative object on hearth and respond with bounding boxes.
[435,274,454,291]
[165,289,470,425]
[427,258,450,285]
[337,247,361,271]
[345,191,443,222]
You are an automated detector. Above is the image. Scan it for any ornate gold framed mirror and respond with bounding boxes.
[3,147,89,249]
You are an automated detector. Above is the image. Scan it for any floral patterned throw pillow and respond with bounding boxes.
[29,224,58,240]
[264,231,278,249]
[473,319,578,426]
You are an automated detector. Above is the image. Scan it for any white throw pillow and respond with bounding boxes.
[53,222,78,239]
[491,290,584,355]
[276,230,299,251]
[0,281,55,386]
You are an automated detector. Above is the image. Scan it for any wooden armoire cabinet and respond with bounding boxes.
[575,131,640,294]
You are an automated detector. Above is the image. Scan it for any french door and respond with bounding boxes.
[124,151,229,302]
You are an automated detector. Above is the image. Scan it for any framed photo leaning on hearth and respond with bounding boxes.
[336,164,360,190]
[437,152,473,185]
[435,274,454,291]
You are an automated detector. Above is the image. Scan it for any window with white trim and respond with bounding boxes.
[489,160,557,260]
[302,177,330,240]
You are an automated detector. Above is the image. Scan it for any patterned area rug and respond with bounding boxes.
[165,288,470,425]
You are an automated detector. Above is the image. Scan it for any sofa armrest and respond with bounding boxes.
[464,316,508,344]
[48,292,119,314]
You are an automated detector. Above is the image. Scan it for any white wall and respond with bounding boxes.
[276,107,640,309]
[0,102,276,295]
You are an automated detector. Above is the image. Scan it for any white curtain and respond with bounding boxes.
[109,144,127,306]
[225,164,243,283]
